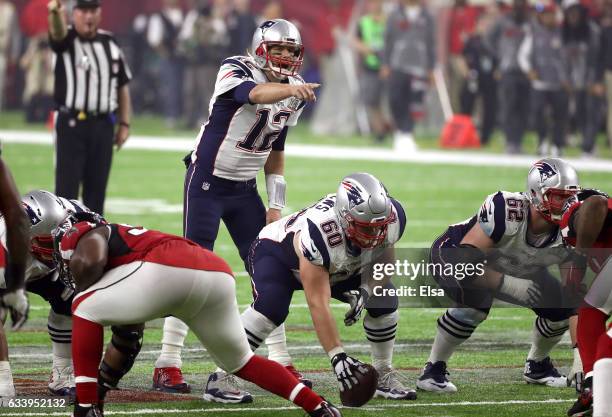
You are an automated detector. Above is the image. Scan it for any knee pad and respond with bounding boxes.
[438,308,488,340]
[366,282,399,318]
[241,306,277,351]
[99,324,144,392]
[364,311,398,343]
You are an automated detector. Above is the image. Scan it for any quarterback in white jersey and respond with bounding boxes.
[418,158,581,393]
[0,190,91,399]
[241,173,417,401]
[154,19,319,400]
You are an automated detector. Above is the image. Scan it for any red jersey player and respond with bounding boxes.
[53,212,341,417]
[560,189,612,417]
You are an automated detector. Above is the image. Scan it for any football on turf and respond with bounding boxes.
[339,363,379,407]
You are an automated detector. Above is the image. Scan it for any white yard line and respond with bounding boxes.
[0,399,574,416]
[9,340,570,360]
[2,129,612,172]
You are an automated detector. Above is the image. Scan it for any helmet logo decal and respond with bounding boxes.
[22,203,42,226]
[259,20,277,30]
[342,181,365,209]
[534,161,557,182]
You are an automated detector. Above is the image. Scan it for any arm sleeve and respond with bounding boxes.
[478,192,507,243]
[272,127,289,151]
[49,27,74,53]
[300,219,331,270]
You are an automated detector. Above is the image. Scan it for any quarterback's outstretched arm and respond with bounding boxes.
[298,250,342,354]
[248,82,320,104]
[69,227,109,292]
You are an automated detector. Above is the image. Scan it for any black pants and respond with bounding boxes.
[54,112,114,214]
[389,71,415,133]
[532,89,569,150]
[573,90,603,153]
[460,75,498,144]
[500,71,531,152]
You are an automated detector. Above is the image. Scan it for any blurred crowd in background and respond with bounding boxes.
[1,0,612,156]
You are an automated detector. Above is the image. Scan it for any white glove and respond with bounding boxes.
[497,275,543,307]
[2,289,29,331]
[331,352,366,392]
[343,287,369,326]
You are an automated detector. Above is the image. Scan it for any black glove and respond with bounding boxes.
[343,287,369,326]
[182,152,193,169]
[331,352,366,392]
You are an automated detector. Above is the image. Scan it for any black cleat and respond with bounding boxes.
[568,377,593,417]
[308,400,342,417]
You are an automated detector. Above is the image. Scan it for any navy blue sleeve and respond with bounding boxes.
[390,198,406,240]
[272,127,289,151]
[490,192,507,243]
[230,80,257,105]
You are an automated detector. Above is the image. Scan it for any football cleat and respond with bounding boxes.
[567,377,593,417]
[72,403,103,417]
[523,357,567,387]
[309,400,342,417]
[203,371,253,404]
[49,364,76,398]
[375,366,417,400]
[285,364,313,389]
[416,361,457,393]
[152,367,191,394]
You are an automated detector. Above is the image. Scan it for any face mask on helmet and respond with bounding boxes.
[344,214,392,249]
[539,188,578,223]
[256,42,304,78]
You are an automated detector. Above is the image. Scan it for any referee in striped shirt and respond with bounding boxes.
[48,0,131,215]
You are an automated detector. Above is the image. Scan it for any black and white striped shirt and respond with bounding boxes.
[50,27,132,114]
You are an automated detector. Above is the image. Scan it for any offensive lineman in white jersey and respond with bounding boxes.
[0,190,90,399]
[152,19,319,402]
[417,158,582,393]
[240,173,417,400]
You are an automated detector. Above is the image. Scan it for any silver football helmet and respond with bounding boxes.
[335,173,393,249]
[249,19,304,78]
[21,190,72,262]
[526,158,580,223]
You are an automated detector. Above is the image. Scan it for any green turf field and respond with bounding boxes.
[2,141,612,417]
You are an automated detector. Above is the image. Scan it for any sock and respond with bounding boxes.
[266,324,292,366]
[364,311,397,370]
[48,311,72,368]
[577,307,608,374]
[72,315,103,405]
[429,308,486,363]
[241,306,278,352]
[155,317,189,369]
[0,361,15,397]
[527,317,569,361]
[593,327,612,417]
[235,355,322,413]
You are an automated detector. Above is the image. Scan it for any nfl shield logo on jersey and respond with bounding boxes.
[534,161,557,182]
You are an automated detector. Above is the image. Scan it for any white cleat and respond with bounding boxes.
[375,366,417,400]
[203,371,253,404]
[48,364,76,398]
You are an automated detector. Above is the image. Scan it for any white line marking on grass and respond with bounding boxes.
[9,340,571,360]
[3,129,612,172]
[0,398,574,416]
